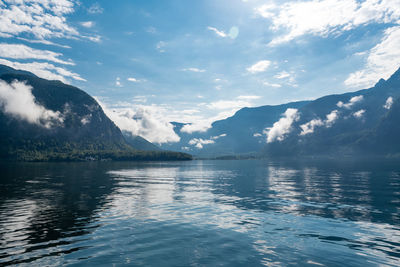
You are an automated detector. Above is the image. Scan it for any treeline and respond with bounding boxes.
[3,148,192,162]
[0,140,192,162]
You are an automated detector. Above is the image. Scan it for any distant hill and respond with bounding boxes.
[161,101,310,156]
[162,67,400,158]
[0,65,191,161]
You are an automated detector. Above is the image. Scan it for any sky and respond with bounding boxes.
[0,0,399,143]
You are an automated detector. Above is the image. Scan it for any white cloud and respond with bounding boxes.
[115,77,122,87]
[180,123,210,134]
[257,0,400,46]
[207,26,228,38]
[182,67,206,73]
[265,108,299,143]
[247,60,271,73]
[384,96,394,109]
[325,109,339,126]
[0,58,85,82]
[253,133,262,137]
[81,114,91,125]
[97,100,180,144]
[337,95,363,109]
[0,43,73,65]
[127,77,140,83]
[188,134,227,149]
[353,109,366,118]
[274,71,290,79]
[80,21,94,28]
[300,110,339,135]
[345,26,400,88]
[0,80,63,128]
[0,0,79,40]
[188,138,215,149]
[263,81,282,88]
[85,35,101,43]
[300,118,324,136]
[211,133,227,140]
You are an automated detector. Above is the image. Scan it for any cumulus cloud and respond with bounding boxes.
[97,100,180,144]
[325,109,339,126]
[188,138,215,149]
[265,108,299,143]
[0,43,73,65]
[247,60,271,73]
[188,134,226,149]
[0,80,63,128]
[0,58,85,82]
[345,26,400,88]
[353,109,366,118]
[300,110,339,135]
[300,118,324,136]
[207,26,228,38]
[256,0,400,46]
[384,96,394,109]
[337,95,363,109]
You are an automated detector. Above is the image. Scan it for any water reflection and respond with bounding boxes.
[0,160,399,266]
[0,162,118,265]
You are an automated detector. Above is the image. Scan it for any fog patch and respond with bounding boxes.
[384,96,393,110]
[265,108,299,143]
[0,80,63,128]
[300,110,339,136]
[337,95,363,109]
[98,100,180,144]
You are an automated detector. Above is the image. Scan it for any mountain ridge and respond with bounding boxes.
[0,65,191,161]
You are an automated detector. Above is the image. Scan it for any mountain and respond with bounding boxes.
[122,132,162,151]
[262,67,400,158]
[160,101,310,156]
[162,67,400,158]
[0,65,190,161]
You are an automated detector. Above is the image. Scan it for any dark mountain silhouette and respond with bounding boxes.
[0,65,190,161]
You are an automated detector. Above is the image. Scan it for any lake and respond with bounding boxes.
[0,159,399,266]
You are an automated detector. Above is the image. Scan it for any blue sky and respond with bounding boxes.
[0,0,399,143]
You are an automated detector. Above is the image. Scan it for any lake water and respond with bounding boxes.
[0,159,400,266]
